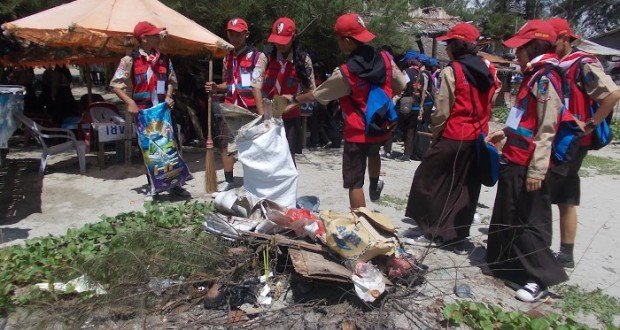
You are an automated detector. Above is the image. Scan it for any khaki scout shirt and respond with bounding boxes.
[577,62,619,102]
[527,76,563,180]
[109,49,178,93]
[251,52,316,92]
[431,65,501,138]
[312,59,408,105]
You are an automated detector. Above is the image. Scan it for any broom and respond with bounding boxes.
[205,59,218,193]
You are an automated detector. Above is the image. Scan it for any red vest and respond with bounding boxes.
[225,48,259,109]
[339,51,393,143]
[262,55,300,119]
[442,61,498,141]
[131,51,169,110]
[502,64,563,166]
[563,54,599,146]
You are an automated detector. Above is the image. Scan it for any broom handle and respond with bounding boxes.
[206,60,214,148]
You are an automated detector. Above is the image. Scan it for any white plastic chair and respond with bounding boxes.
[14,112,86,175]
[89,103,124,168]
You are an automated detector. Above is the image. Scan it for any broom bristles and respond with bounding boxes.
[205,148,217,193]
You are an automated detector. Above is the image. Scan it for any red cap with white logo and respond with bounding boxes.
[227,18,249,32]
[268,17,296,45]
[334,13,375,43]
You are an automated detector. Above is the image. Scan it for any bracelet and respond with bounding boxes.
[585,119,596,128]
[292,94,298,103]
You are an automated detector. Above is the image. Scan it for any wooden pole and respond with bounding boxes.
[205,60,217,193]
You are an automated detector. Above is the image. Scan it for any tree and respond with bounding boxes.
[551,0,620,37]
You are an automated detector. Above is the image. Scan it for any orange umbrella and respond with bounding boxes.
[2,0,233,58]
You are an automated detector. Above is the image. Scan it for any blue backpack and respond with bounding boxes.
[349,84,399,137]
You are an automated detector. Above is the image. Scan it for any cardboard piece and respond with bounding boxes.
[289,249,352,283]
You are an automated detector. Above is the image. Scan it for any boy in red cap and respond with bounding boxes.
[404,23,501,255]
[282,13,407,208]
[546,17,620,268]
[205,17,264,192]
[486,19,568,302]
[251,17,315,165]
[111,21,189,201]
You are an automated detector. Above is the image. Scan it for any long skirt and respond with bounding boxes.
[405,138,481,242]
[486,163,568,287]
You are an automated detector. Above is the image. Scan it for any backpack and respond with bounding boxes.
[573,57,614,150]
[352,85,398,136]
[527,64,583,165]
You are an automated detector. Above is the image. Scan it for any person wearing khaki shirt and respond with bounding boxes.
[546,17,620,269]
[486,19,569,303]
[251,17,315,165]
[282,13,407,209]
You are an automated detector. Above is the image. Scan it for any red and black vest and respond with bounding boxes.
[225,48,260,109]
[502,62,564,166]
[339,51,393,143]
[442,60,498,141]
[131,51,169,110]
[562,53,599,146]
[262,54,301,119]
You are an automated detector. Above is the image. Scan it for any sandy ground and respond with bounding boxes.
[0,87,619,325]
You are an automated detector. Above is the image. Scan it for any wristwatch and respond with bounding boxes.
[292,94,298,103]
[585,119,596,128]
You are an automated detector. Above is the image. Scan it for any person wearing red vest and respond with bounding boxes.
[404,23,501,255]
[111,21,189,201]
[205,18,263,192]
[486,20,568,303]
[546,18,620,268]
[251,17,315,165]
[282,13,407,208]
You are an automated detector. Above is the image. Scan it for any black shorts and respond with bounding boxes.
[342,141,381,189]
[546,146,588,206]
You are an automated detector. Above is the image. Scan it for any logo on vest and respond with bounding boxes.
[277,22,285,35]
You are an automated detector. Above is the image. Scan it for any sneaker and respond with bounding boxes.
[170,186,191,197]
[404,235,441,247]
[516,282,547,302]
[443,240,470,255]
[217,181,235,192]
[398,154,411,162]
[380,152,392,160]
[145,191,158,202]
[553,251,575,268]
[369,178,384,201]
[321,141,333,149]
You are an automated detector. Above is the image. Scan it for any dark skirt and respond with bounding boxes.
[405,138,481,242]
[486,163,568,287]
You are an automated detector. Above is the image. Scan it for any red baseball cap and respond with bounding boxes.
[133,21,165,38]
[503,19,557,48]
[436,23,480,43]
[268,17,296,45]
[334,13,375,43]
[227,18,249,32]
[547,17,580,40]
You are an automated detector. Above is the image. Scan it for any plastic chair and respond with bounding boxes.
[88,102,124,168]
[14,112,86,175]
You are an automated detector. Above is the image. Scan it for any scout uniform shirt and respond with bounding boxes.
[251,51,316,98]
[431,65,501,138]
[109,49,178,101]
[313,59,408,106]
[568,58,619,110]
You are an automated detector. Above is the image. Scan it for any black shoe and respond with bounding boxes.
[553,251,575,268]
[369,178,384,201]
[443,239,471,255]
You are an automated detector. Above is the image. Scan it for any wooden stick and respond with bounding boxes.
[205,60,217,193]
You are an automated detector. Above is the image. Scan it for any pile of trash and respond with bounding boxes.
[206,191,428,305]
